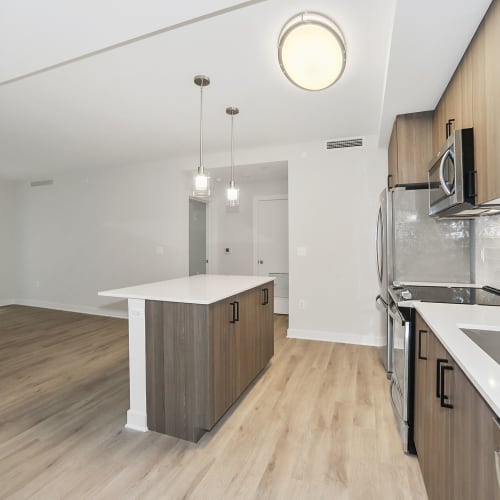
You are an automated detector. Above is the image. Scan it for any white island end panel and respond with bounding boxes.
[125,298,148,432]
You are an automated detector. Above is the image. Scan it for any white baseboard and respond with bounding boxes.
[125,409,148,432]
[0,299,15,307]
[12,299,128,319]
[287,328,384,347]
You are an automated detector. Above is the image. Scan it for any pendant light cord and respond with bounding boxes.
[199,83,204,171]
[230,114,234,183]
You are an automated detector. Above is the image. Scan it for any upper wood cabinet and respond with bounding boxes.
[414,312,500,500]
[471,0,500,205]
[387,111,433,188]
[432,0,500,205]
[432,48,473,153]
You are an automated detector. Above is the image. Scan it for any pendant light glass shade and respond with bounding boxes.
[226,107,239,207]
[278,12,346,91]
[192,75,211,198]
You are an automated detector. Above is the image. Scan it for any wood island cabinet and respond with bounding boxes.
[414,312,500,500]
[388,111,433,188]
[145,282,274,442]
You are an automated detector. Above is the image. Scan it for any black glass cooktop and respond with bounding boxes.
[389,285,500,307]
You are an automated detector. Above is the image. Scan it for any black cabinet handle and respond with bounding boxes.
[387,174,393,189]
[234,300,239,322]
[229,302,236,324]
[445,118,455,139]
[418,329,427,360]
[440,364,454,409]
[262,288,269,305]
[436,358,448,398]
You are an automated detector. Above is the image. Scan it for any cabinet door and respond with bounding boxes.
[258,283,274,369]
[388,121,398,188]
[471,0,500,205]
[395,112,434,185]
[234,289,259,396]
[432,47,473,155]
[432,97,447,154]
[423,330,453,500]
[452,362,500,500]
[415,315,456,499]
[209,298,236,426]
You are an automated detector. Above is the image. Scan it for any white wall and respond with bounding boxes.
[286,138,387,346]
[12,135,387,345]
[202,135,387,345]
[475,217,500,288]
[209,177,288,275]
[0,178,16,304]
[15,162,189,317]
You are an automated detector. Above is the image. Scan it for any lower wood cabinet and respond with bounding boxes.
[414,312,500,500]
[145,281,274,442]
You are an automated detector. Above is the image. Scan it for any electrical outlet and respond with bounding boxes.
[298,299,305,310]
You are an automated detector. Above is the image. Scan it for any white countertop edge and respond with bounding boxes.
[99,274,275,304]
[414,302,500,417]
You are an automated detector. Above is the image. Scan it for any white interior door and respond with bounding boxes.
[189,198,207,276]
[254,196,288,314]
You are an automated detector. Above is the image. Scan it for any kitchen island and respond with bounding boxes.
[99,274,275,442]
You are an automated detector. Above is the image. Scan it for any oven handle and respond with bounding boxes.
[389,378,404,422]
[388,301,405,324]
[439,148,455,196]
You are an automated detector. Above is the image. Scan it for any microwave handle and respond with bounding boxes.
[439,148,455,196]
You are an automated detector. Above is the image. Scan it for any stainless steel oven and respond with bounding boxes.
[388,300,412,453]
[387,284,500,455]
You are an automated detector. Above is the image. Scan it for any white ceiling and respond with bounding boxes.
[0,0,492,180]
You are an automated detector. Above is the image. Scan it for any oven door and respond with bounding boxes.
[388,301,411,450]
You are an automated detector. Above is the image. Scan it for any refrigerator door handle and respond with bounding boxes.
[376,207,384,283]
[376,294,388,309]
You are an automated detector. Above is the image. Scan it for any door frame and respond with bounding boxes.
[252,194,289,276]
[189,196,212,274]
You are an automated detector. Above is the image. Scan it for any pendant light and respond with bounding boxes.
[193,75,211,198]
[278,12,346,91]
[226,106,239,207]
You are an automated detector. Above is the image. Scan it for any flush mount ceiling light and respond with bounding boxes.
[226,106,240,207]
[192,75,211,198]
[278,12,346,91]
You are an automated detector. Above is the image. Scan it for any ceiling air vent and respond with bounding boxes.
[30,179,54,187]
[326,138,363,149]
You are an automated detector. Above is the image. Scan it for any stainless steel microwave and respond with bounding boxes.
[428,128,476,217]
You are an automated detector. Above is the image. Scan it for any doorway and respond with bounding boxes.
[254,195,289,314]
[189,198,207,276]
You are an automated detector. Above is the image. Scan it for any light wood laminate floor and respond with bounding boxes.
[0,305,427,499]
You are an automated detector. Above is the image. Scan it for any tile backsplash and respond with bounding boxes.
[475,217,500,287]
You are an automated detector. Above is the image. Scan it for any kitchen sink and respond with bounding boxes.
[460,328,500,364]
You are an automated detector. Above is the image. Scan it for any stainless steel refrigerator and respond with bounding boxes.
[376,186,472,374]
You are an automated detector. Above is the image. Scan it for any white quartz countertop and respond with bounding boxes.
[414,302,500,417]
[98,274,275,305]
